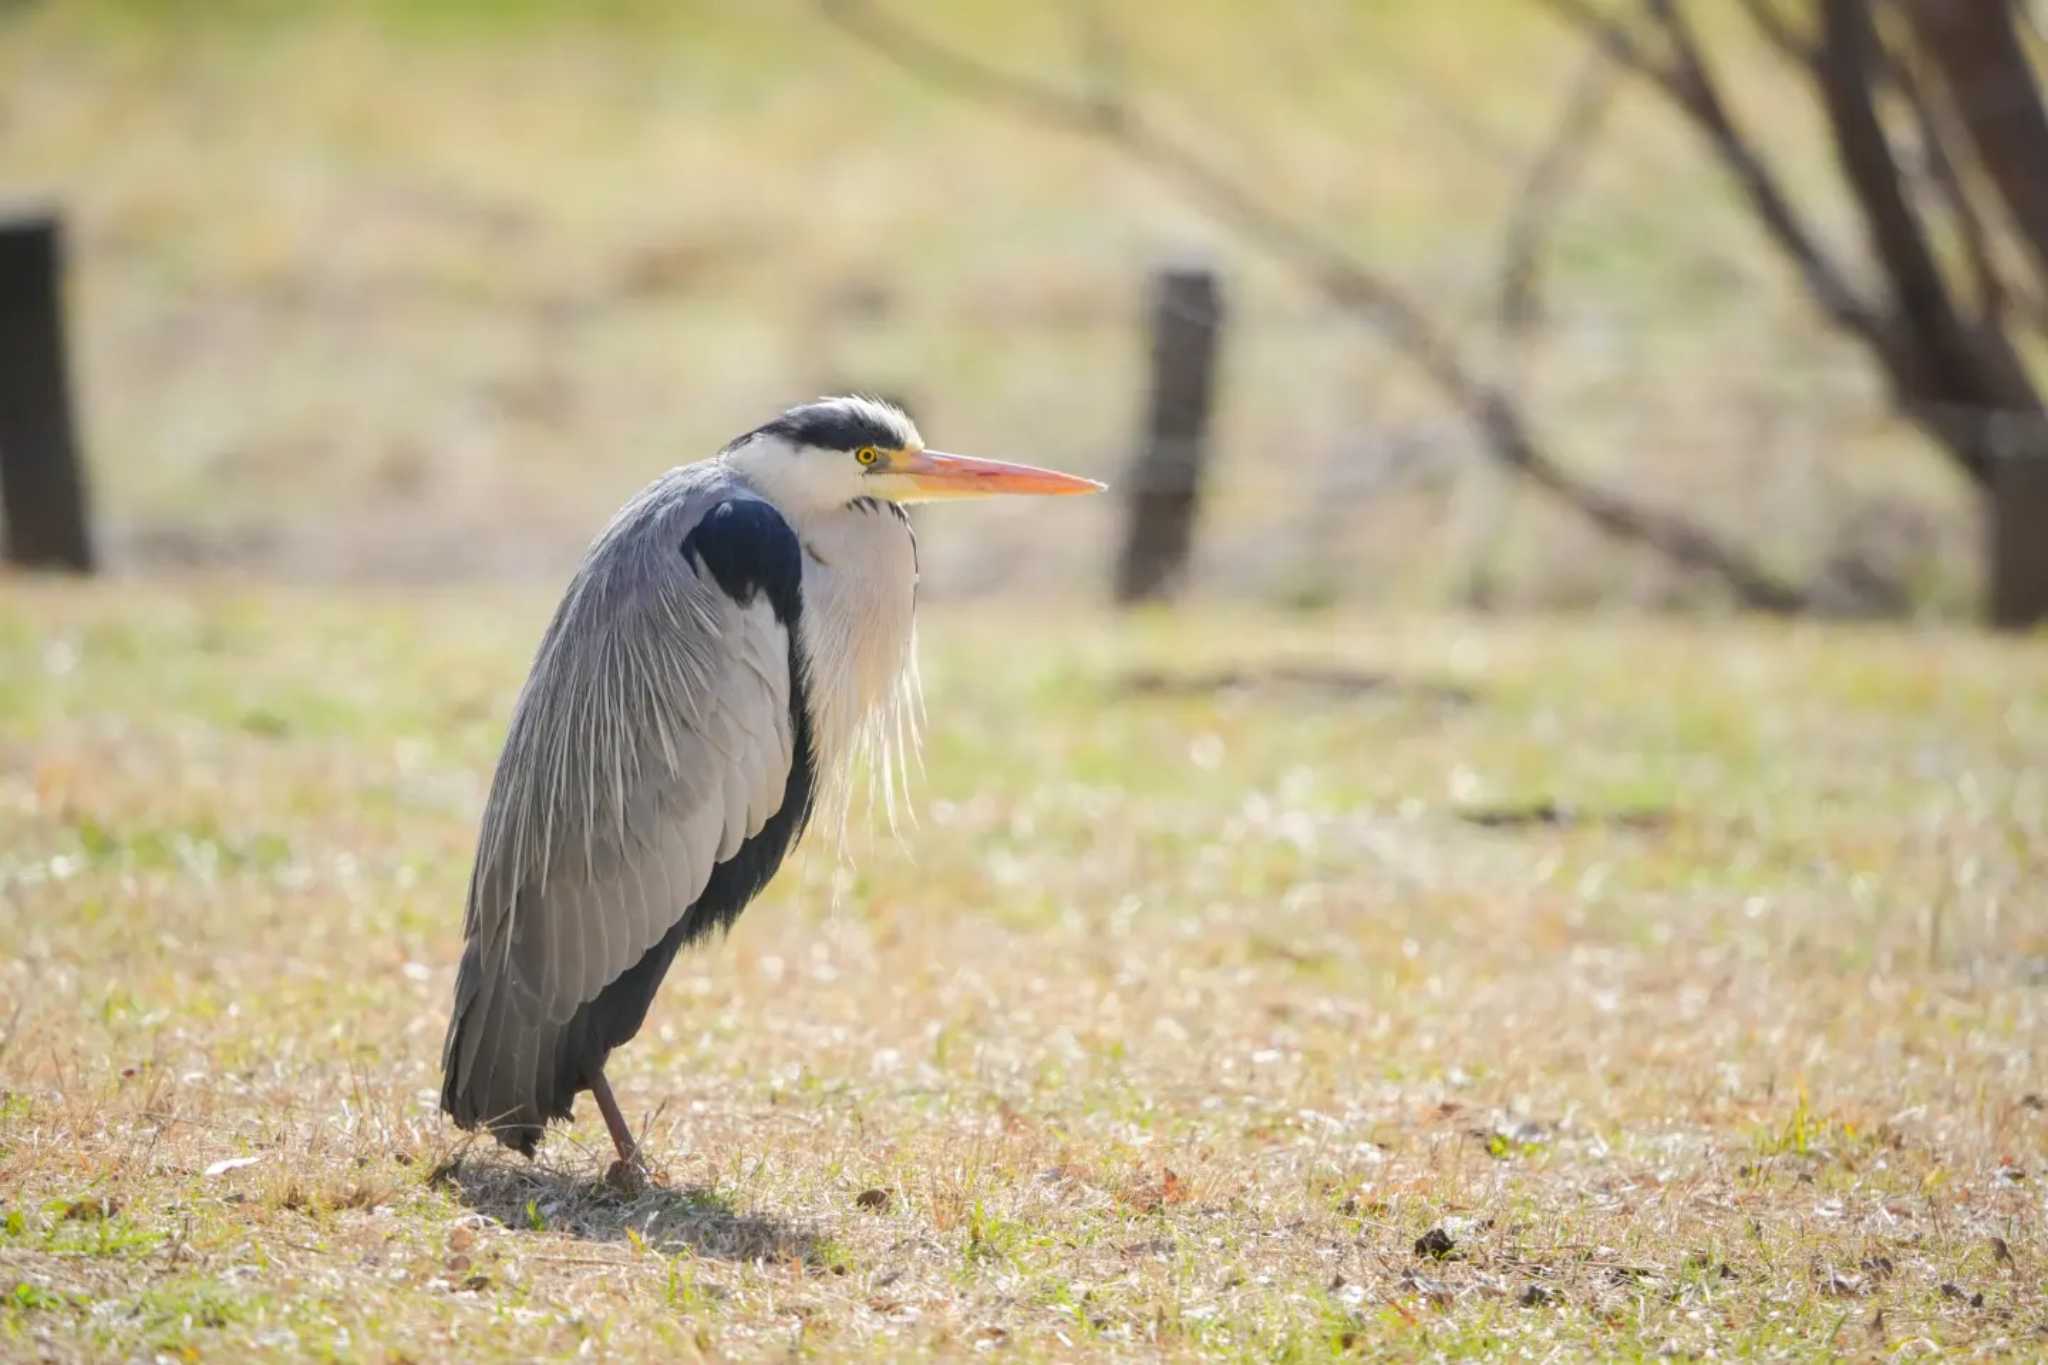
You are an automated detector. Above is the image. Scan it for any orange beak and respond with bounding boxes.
[886,449,1106,502]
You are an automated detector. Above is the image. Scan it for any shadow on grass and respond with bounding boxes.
[443,1154,820,1264]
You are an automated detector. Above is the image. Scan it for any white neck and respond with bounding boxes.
[717,438,921,788]
[789,498,920,780]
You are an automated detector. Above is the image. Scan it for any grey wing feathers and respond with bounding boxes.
[462,472,796,1030]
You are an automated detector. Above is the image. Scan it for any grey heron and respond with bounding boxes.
[440,396,1101,1170]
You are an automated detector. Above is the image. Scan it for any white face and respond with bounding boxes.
[722,396,924,517]
[722,396,1105,517]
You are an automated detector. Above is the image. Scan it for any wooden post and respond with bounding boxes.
[1990,446,2048,629]
[0,209,93,572]
[1115,266,1222,604]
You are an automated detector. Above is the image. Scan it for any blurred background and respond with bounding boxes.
[3,0,2046,619]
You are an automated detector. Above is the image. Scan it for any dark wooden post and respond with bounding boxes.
[0,209,94,572]
[1990,444,2048,629]
[1115,265,1222,603]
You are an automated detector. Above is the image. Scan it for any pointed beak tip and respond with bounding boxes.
[1026,471,1107,498]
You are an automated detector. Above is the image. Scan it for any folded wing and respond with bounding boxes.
[441,474,812,1151]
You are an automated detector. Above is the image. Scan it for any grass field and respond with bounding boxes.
[2,578,2043,1359]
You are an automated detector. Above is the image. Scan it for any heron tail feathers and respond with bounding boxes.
[439,940,582,1156]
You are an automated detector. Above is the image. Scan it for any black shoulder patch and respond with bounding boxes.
[680,499,802,627]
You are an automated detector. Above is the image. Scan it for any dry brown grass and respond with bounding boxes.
[2,578,2043,1358]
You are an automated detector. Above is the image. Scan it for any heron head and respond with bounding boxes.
[724,395,1104,513]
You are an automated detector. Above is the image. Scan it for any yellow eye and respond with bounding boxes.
[854,445,882,467]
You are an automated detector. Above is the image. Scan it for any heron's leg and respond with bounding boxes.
[588,1069,638,1168]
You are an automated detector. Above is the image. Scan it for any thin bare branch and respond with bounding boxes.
[822,0,1813,612]
[1903,0,2048,290]
[1472,49,1622,610]
[1734,0,1819,65]
[1537,0,1884,345]
[1819,0,2041,483]
[1821,2,1968,348]
[1551,0,2044,491]
[1885,33,2008,325]
[1531,0,1696,97]
[820,0,1120,136]
[1652,0,1890,341]
[1498,47,1620,335]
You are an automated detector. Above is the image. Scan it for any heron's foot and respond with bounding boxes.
[604,1148,675,1195]
[604,1156,647,1197]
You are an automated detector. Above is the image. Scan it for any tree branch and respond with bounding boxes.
[1529,0,1684,101]
[1733,0,1818,65]
[1903,0,2048,290]
[1549,0,2047,491]
[1819,0,2039,483]
[1885,30,2007,326]
[822,0,1813,612]
[1818,1,1959,348]
[1497,47,1619,336]
[1536,0,1884,345]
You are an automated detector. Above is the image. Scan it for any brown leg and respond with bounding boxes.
[588,1068,638,1168]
